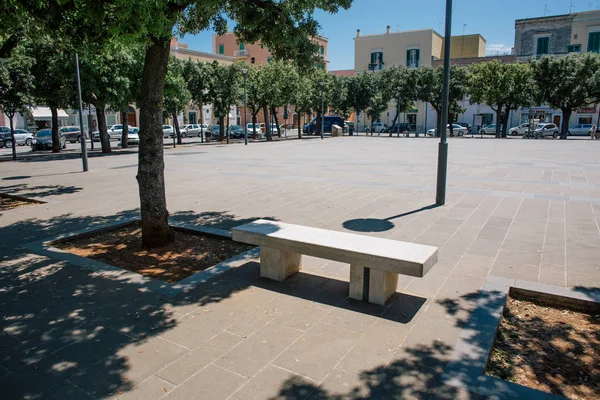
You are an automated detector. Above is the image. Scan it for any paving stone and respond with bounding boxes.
[307,369,371,399]
[162,364,247,400]
[230,364,319,400]
[156,331,243,385]
[273,322,362,381]
[116,375,175,400]
[321,299,383,333]
[215,322,302,378]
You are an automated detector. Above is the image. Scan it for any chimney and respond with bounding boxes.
[356,29,361,37]
[386,26,391,34]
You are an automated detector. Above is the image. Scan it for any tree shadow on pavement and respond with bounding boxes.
[0,183,83,199]
[0,148,138,163]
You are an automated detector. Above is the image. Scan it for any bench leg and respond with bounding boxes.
[259,246,302,281]
[369,270,398,305]
[349,264,365,301]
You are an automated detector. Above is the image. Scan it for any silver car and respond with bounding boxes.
[535,123,559,138]
[1,129,34,147]
[509,123,530,136]
[568,124,593,136]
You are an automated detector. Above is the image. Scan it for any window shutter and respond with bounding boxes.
[240,43,244,50]
[415,49,420,67]
[379,52,383,65]
[406,50,410,67]
[371,52,376,65]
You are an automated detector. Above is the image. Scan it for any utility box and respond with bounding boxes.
[332,124,343,137]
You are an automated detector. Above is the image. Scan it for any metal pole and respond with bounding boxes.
[74,53,88,172]
[528,86,533,139]
[243,72,248,145]
[88,103,94,151]
[435,0,452,206]
[320,83,325,140]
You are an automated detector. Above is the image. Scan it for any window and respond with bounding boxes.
[320,46,325,55]
[219,44,224,54]
[568,44,582,52]
[239,43,245,50]
[588,31,600,53]
[406,48,420,68]
[370,51,383,71]
[536,36,549,56]
[251,57,255,64]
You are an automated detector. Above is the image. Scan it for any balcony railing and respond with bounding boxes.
[234,49,249,57]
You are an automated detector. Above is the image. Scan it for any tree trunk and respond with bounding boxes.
[370,112,374,136]
[297,111,302,139]
[390,102,400,136]
[252,112,258,139]
[448,113,454,137]
[271,107,281,137]
[173,112,182,145]
[50,106,61,153]
[137,35,173,248]
[226,113,230,144]
[121,110,129,148]
[96,106,111,153]
[200,107,205,142]
[218,116,225,141]
[501,107,510,138]
[495,108,502,138]
[560,108,571,139]
[263,107,272,141]
[315,109,322,136]
[8,113,16,161]
[435,107,442,138]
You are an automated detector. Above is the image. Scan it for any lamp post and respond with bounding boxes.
[320,80,325,140]
[74,53,88,172]
[528,80,534,139]
[242,68,248,145]
[435,0,452,206]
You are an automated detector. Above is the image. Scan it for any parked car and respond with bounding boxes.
[59,126,84,143]
[118,127,140,145]
[568,124,594,136]
[426,124,467,136]
[303,116,345,134]
[455,122,472,134]
[267,123,280,135]
[2,129,34,148]
[246,123,263,137]
[229,125,245,139]
[387,123,412,135]
[365,122,388,134]
[508,123,530,136]
[479,124,503,134]
[180,124,199,137]
[208,125,223,139]
[162,125,173,138]
[31,129,66,151]
[535,122,559,138]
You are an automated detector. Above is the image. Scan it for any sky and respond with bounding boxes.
[182,0,600,71]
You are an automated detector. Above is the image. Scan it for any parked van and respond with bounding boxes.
[303,116,344,134]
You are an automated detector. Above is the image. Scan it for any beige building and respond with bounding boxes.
[213,32,329,70]
[354,26,486,132]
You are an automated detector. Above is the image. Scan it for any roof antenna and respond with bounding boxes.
[570,0,576,13]
[544,3,551,15]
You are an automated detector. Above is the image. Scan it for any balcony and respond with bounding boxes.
[234,49,249,57]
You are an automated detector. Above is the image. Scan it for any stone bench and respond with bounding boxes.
[232,219,438,305]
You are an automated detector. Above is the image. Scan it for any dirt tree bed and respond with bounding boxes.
[486,296,600,399]
[55,222,254,283]
[0,194,43,211]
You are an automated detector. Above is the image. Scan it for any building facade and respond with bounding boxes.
[353,26,486,133]
[514,10,600,128]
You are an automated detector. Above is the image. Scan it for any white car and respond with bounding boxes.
[568,124,594,136]
[108,124,123,135]
[163,125,173,138]
[426,124,467,136]
[246,123,263,137]
[535,123,559,138]
[118,127,140,145]
[181,124,199,137]
[480,124,502,135]
[93,129,121,141]
[365,123,388,134]
[1,128,34,147]
[509,123,530,136]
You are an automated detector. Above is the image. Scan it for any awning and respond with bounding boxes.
[29,107,69,119]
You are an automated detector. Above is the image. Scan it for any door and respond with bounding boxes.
[553,115,561,127]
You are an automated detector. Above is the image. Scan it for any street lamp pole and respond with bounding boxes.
[528,83,533,139]
[320,81,325,140]
[242,68,248,145]
[74,53,88,172]
[435,0,453,206]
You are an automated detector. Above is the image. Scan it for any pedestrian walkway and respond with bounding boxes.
[1,137,599,399]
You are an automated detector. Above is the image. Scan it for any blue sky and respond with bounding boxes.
[182,0,600,70]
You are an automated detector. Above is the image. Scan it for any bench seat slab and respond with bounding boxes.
[260,246,302,281]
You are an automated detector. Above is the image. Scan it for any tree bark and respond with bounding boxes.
[173,112,182,145]
[252,112,258,139]
[96,106,111,153]
[271,107,281,137]
[389,101,400,136]
[263,107,272,141]
[137,35,173,248]
[226,112,230,144]
[448,112,454,137]
[501,107,510,138]
[315,109,322,136]
[200,107,205,141]
[8,113,16,161]
[495,108,502,138]
[560,108,571,139]
[297,111,302,139]
[435,107,442,138]
[121,110,129,148]
[50,106,61,153]
[218,116,225,141]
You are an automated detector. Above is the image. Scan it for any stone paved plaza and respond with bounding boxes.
[1,136,599,399]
